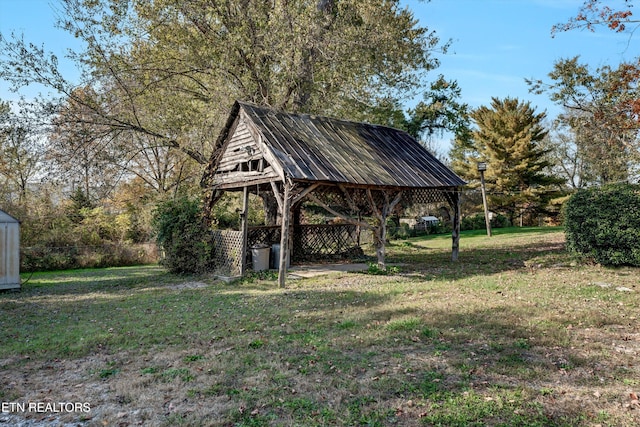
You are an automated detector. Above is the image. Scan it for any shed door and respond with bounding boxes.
[1,222,20,287]
[0,223,6,286]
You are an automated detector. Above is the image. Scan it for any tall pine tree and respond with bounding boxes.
[452,97,563,225]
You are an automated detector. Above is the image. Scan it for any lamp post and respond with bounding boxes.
[477,162,492,237]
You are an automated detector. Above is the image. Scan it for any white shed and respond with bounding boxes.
[0,209,20,290]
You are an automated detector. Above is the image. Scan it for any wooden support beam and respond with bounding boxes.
[338,184,359,213]
[306,193,370,229]
[278,181,292,288]
[365,189,403,270]
[270,181,283,213]
[240,186,250,275]
[292,182,321,205]
[387,191,404,216]
[447,191,461,262]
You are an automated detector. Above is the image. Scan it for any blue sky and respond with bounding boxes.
[0,0,84,99]
[1,0,638,151]
[407,0,638,118]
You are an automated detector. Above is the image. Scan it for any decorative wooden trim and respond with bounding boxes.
[214,176,281,190]
[338,184,360,213]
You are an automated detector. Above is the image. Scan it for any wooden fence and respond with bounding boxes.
[211,230,244,277]
[210,224,364,276]
[248,224,362,262]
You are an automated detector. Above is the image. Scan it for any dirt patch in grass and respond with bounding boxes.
[1,229,640,426]
[168,281,212,291]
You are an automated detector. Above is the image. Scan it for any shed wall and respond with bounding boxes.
[0,220,20,290]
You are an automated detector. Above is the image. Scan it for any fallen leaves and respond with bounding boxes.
[626,392,640,410]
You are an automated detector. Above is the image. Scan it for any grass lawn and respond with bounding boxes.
[1,227,639,426]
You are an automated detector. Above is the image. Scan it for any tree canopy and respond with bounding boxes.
[528,57,640,184]
[552,0,637,35]
[0,0,469,269]
[1,0,448,180]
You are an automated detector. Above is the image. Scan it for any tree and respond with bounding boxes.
[50,85,203,202]
[528,57,640,184]
[1,0,451,229]
[548,2,640,184]
[0,100,11,200]
[0,101,45,204]
[552,0,637,35]
[48,87,121,203]
[404,75,471,145]
[0,0,446,174]
[452,97,562,224]
[540,114,590,189]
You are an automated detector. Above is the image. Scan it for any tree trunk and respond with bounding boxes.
[448,191,461,262]
[374,218,387,270]
[292,0,336,111]
[260,192,280,226]
[366,189,403,271]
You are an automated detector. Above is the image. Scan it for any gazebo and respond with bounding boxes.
[203,101,466,286]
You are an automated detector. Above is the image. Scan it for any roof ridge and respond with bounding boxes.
[236,100,409,134]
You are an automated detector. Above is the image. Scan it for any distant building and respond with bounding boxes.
[0,209,20,290]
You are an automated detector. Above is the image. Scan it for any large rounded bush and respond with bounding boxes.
[564,183,640,266]
[152,196,213,274]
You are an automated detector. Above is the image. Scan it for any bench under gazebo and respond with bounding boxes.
[203,101,466,286]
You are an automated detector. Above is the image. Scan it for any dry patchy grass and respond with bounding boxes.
[1,228,639,426]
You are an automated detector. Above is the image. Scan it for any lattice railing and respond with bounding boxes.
[248,226,280,248]
[211,230,243,276]
[246,224,362,263]
[293,224,362,261]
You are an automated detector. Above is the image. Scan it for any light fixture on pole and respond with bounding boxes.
[477,162,492,237]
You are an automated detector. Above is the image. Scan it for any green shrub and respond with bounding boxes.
[461,213,510,231]
[491,213,511,229]
[564,183,640,266]
[21,244,157,272]
[152,196,213,274]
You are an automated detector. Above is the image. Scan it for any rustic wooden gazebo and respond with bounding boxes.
[203,101,466,286]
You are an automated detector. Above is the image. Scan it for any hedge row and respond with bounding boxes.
[564,183,640,266]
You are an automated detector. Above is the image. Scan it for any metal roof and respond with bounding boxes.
[212,101,465,189]
[0,209,19,223]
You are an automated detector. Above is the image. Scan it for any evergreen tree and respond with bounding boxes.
[452,97,563,224]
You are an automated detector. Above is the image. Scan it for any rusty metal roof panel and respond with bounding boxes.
[230,102,465,189]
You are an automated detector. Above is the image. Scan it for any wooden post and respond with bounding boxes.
[240,186,250,275]
[478,163,492,237]
[278,181,292,288]
[366,189,403,270]
[366,189,385,269]
[450,191,461,262]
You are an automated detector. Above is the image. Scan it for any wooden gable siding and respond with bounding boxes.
[213,114,281,188]
[240,102,466,189]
